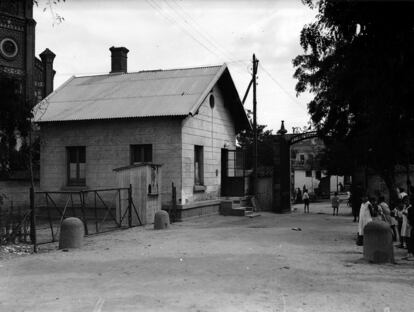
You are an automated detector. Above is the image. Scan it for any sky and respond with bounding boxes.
[34,0,316,133]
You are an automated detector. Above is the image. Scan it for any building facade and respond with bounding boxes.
[36,48,250,217]
[291,138,349,197]
[0,0,55,105]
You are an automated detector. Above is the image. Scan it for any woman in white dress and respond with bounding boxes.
[357,196,373,245]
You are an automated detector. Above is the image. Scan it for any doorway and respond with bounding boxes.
[221,148,245,197]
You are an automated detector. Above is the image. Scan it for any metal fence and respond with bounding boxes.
[27,185,141,251]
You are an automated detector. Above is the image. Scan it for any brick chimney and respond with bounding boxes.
[39,48,56,97]
[110,46,129,74]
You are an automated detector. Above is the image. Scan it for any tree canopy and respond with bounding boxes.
[34,0,66,24]
[0,78,32,178]
[237,110,274,169]
[293,0,414,194]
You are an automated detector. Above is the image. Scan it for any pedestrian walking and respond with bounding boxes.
[357,195,373,246]
[400,196,411,249]
[395,203,404,248]
[296,188,302,204]
[370,197,380,220]
[352,184,363,223]
[331,192,340,216]
[378,195,395,239]
[346,191,351,207]
[303,190,310,213]
[378,196,391,222]
[404,196,414,260]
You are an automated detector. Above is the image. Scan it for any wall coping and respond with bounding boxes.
[177,199,221,210]
[113,163,162,172]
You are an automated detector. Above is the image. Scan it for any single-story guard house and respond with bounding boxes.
[35,47,251,217]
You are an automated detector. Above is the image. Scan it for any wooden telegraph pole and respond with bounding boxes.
[252,54,259,198]
[241,54,259,199]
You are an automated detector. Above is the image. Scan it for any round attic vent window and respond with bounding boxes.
[0,38,18,60]
[209,94,215,109]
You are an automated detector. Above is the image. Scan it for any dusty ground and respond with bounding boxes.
[0,201,413,312]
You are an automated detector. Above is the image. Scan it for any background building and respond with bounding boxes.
[0,0,55,208]
[0,0,55,105]
[291,138,350,198]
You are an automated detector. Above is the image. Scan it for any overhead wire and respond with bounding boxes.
[167,0,243,64]
[146,0,250,75]
[145,0,225,60]
[168,0,252,74]
[58,1,256,100]
[259,63,308,112]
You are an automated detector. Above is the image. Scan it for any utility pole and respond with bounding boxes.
[252,54,259,197]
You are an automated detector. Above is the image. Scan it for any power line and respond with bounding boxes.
[259,63,307,112]
[168,0,252,74]
[146,0,250,75]
[167,0,244,64]
[145,0,224,60]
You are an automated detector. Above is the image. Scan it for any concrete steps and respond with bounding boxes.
[219,197,260,217]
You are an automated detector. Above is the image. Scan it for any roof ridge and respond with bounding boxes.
[135,64,224,74]
[72,64,225,79]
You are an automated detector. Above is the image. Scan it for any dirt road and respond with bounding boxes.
[1,201,413,312]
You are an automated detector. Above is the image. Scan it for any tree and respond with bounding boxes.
[34,0,66,24]
[0,78,32,178]
[237,110,274,168]
[293,0,414,202]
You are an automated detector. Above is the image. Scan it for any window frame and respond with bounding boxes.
[194,145,204,186]
[305,170,312,178]
[130,144,153,164]
[67,146,86,186]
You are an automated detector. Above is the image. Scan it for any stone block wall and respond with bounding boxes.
[39,118,182,205]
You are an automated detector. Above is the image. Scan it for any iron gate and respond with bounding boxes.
[31,186,141,247]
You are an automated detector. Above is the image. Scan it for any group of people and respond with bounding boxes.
[294,183,414,259]
[356,187,414,261]
[298,188,344,215]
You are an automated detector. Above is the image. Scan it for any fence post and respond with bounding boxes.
[80,191,88,235]
[128,184,133,227]
[118,190,122,225]
[171,182,177,223]
[29,187,37,253]
[45,193,55,242]
[94,191,98,233]
[168,183,172,219]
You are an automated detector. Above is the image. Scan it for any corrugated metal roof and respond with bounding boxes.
[35,65,228,122]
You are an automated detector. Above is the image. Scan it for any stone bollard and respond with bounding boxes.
[59,217,84,249]
[154,210,170,230]
[363,221,394,263]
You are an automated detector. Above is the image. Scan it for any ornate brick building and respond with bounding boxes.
[0,0,55,105]
[0,0,56,209]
